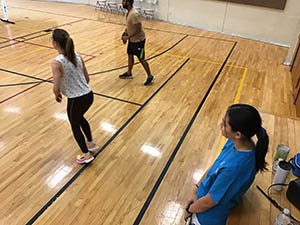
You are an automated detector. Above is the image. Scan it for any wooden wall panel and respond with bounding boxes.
[216,0,287,10]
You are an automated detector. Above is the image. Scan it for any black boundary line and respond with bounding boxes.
[0,33,50,49]
[0,74,140,105]
[132,41,237,225]
[93,92,142,106]
[0,81,44,87]
[0,68,52,83]
[89,34,188,76]
[25,58,190,225]
[0,69,141,105]
[0,68,141,105]
[0,18,85,45]
[0,68,141,106]
[7,5,235,43]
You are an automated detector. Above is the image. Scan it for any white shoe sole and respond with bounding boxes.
[77,156,94,164]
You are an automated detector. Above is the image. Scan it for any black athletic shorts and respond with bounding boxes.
[127,39,145,59]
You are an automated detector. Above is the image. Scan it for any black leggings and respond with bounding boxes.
[67,91,93,154]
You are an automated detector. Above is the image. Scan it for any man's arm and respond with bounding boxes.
[126,22,142,39]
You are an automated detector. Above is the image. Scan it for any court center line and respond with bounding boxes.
[132,42,237,225]
[25,58,190,225]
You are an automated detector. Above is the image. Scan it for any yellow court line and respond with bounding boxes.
[190,57,222,66]
[163,52,188,60]
[147,49,246,70]
[217,137,227,156]
[233,67,248,104]
[216,67,248,155]
[0,48,45,64]
[227,64,247,70]
[189,58,246,70]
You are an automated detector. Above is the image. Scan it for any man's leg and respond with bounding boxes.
[128,54,134,75]
[139,58,154,86]
[138,58,151,78]
[120,54,134,78]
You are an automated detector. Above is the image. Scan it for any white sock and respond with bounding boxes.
[87,140,95,145]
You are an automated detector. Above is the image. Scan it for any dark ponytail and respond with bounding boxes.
[52,29,77,67]
[65,37,76,67]
[227,104,269,173]
[255,127,269,173]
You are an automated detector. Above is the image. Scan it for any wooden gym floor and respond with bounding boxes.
[0,0,299,224]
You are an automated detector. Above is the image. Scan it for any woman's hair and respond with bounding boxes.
[226,104,269,173]
[52,29,76,67]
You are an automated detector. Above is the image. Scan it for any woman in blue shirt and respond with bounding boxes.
[184,104,269,225]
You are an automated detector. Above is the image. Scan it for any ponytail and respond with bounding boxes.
[52,29,77,67]
[255,127,269,173]
[227,104,269,174]
[65,37,76,67]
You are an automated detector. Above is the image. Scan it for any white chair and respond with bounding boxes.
[107,1,119,13]
[143,0,157,19]
[118,3,126,14]
[133,0,143,15]
[134,6,142,15]
[95,0,108,11]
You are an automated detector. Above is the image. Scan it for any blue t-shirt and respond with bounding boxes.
[196,139,256,225]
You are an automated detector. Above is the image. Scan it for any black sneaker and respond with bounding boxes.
[119,72,133,79]
[144,75,155,86]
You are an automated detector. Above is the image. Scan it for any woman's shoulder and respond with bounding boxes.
[54,54,65,62]
[220,139,234,152]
